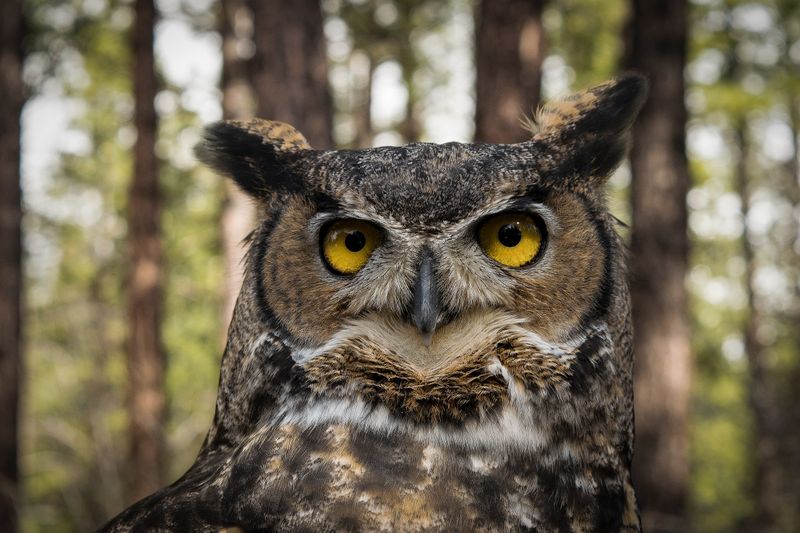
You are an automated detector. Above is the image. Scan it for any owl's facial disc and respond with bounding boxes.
[294,209,547,370]
[275,188,617,425]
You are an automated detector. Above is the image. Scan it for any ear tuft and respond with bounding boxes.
[195,119,311,198]
[530,74,648,183]
[532,74,648,139]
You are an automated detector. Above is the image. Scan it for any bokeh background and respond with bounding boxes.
[1,0,799,531]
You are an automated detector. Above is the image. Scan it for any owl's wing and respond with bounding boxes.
[97,451,229,532]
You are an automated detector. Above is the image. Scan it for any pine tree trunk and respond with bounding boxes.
[624,0,691,531]
[734,124,781,533]
[220,0,256,334]
[127,0,165,503]
[783,92,800,531]
[250,0,333,149]
[399,45,420,143]
[0,0,24,530]
[474,0,546,143]
[354,55,374,148]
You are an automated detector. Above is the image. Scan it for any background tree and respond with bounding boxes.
[735,119,781,533]
[332,0,455,147]
[18,0,222,528]
[717,20,781,530]
[219,0,333,328]
[22,1,137,527]
[773,1,800,525]
[127,0,165,503]
[624,0,692,530]
[0,0,24,530]
[687,1,800,530]
[474,0,546,143]
[250,0,333,148]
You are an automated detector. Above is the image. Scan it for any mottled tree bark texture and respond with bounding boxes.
[474,0,545,143]
[625,0,691,531]
[0,0,24,531]
[220,0,257,333]
[250,0,333,149]
[127,0,165,504]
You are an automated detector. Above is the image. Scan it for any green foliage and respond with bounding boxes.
[159,108,223,480]
[325,0,465,145]
[23,2,132,530]
[690,368,753,533]
[686,0,800,530]
[546,0,627,88]
[22,0,222,530]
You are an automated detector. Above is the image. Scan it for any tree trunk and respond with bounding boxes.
[734,123,781,533]
[354,54,375,148]
[399,43,420,143]
[127,0,165,503]
[220,0,257,334]
[783,91,800,531]
[474,0,546,143]
[624,0,691,531]
[249,0,333,149]
[0,0,24,530]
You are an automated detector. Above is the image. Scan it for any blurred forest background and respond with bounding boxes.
[1,0,799,531]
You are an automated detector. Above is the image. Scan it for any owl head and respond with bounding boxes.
[198,76,646,454]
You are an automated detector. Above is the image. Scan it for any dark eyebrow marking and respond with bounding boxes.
[309,192,344,212]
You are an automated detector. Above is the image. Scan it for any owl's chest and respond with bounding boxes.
[218,422,632,532]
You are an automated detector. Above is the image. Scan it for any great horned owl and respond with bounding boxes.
[102,75,647,532]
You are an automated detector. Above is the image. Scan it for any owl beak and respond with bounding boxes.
[412,248,440,347]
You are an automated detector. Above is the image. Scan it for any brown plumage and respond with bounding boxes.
[101,75,647,532]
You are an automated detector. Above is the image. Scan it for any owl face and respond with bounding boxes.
[262,142,606,344]
[199,76,646,429]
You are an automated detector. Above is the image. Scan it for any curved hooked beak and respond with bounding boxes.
[411,248,440,347]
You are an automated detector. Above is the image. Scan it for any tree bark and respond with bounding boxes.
[0,0,24,530]
[127,0,165,503]
[249,0,333,149]
[783,90,800,531]
[220,0,257,334]
[624,0,691,531]
[474,0,546,143]
[734,123,781,533]
[354,54,375,148]
[398,24,421,144]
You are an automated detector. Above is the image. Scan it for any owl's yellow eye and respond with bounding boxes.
[322,220,382,275]
[478,213,543,268]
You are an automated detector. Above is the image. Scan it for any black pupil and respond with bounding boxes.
[345,230,366,252]
[498,223,522,247]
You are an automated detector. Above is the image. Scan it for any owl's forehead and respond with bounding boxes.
[308,142,540,228]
